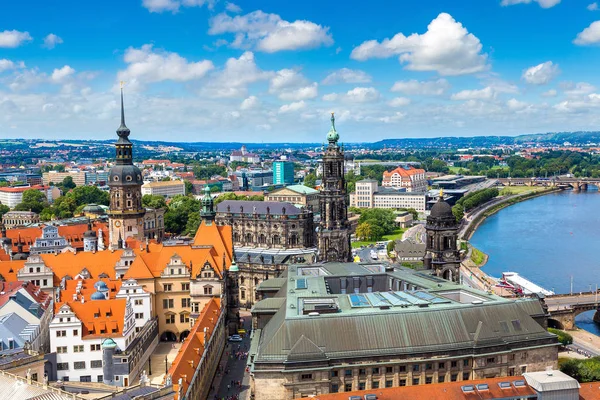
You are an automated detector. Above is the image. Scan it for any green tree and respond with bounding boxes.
[0,204,9,218]
[356,222,373,241]
[14,189,48,213]
[61,176,76,191]
[164,195,200,235]
[184,180,193,195]
[142,195,167,209]
[304,172,318,188]
[358,208,396,235]
[452,204,464,223]
[53,164,65,172]
[66,185,109,206]
[210,185,221,193]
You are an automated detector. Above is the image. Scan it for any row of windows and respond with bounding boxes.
[57,361,91,370]
[162,297,198,309]
[329,361,471,379]
[165,313,190,324]
[162,283,190,291]
[330,372,471,393]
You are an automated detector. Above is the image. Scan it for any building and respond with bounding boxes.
[166,298,225,400]
[0,185,53,209]
[317,113,352,262]
[382,165,427,193]
[0,348,46,381]
[350,179,427,212]
[143,208,165,241]
[236,169,273,190]
[0,369,88,400]
[423,195,461,283]
[229,145,261,163]
[394,210,413,228]
[49,278,155,385]
[265,185,319,212]
[0,281,53,353]
[273,161,295,185]
[42,171,87,187]
[216,200,315,249]
[107,89,146,249]
[394,239,425,262]
[141,180,185,198]
[85,170,109,185]
[298,371,592,400]
[29,225,72,255]
[249,262,558,400]
[2,211,40,228]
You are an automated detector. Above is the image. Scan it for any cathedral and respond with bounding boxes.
[317,113,352,262]
[107,87,146,249]
[423,192,461,283]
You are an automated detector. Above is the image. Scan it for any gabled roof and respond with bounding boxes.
[0,281,51,312]
[58,298,128,339]
[192,220,233,267]
[59,278,122,302]
[167,298,221,400]
[382,166,425,178]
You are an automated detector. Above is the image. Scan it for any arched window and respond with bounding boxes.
[290,233,298,246]
[258,234,266,244]
[254,277,259,286]
[272,235,280,245]
[245,233,252,243]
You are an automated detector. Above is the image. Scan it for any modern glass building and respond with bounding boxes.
[273,161,294,185]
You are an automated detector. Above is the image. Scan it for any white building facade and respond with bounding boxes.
[350,179,427,212]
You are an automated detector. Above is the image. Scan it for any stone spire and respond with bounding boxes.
[116,83,130,140]
[200,186,216,222]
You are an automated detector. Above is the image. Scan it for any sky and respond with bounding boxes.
[2,0,600,143]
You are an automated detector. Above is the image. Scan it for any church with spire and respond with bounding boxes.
[107,86,146,249]
[317,113,352,262]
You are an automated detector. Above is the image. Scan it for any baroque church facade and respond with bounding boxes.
[317,113,352,262]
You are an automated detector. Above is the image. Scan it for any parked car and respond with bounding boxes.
[228,334,242,342]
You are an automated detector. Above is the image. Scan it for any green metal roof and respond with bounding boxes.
[283,184,318,195]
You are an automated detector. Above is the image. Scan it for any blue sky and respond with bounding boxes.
[1,0,600,142]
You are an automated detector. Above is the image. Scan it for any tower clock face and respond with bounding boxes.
[114,221,121,227]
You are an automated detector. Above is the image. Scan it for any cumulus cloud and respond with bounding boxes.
[279,100,306,113]
[43,33,63,49]
[561,81,596,97]
[118,44,214,87]
[500,0,561,8]
[225,2,242,13]
[506,98,529,111]
[0,30,32,48]
[574,21,600,45]
[321,68,371,85]
[390,79,450,95]
[208,10,333,52]
[542,89,557,97]
[522,61,559,85]
[323,87,380,103]
[268,69,318,101]
[142,0,211,13]
[350,13,488,76]
[0,59,25,73]
[240,95,260,110]
[50,65,75,83]
[203,51,272,98]
[388,97,411,107]
[451,87,495,101]
[278,83,318,101]
[589,2,599,10]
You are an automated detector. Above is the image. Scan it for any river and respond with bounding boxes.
[469,189,600,335]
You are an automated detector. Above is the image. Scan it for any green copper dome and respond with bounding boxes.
[102,338,117,348]
[229,260,239,273]
[327,112,339,144]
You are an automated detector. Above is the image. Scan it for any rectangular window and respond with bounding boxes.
[74,361,85,370]
[330,370,338,378]
[80,376,91,383]
[57,363,69,371]
[451,361,457,368]
[399,365,406,373]
[180,314,189,323]
[438,362,445,369]
[344,383,352,392]
[486,357,495,364]
[451,374,458,382]
[300,374,312,381]
[134,299,143,306]
[358,382,366,391]
[73,345,84,353]
[412,365,420,372]
[399,379,406,387]
[385,366,393,374]
[425,363,432,370]
[181,283,190,291]
[57,346,67,354]
[425,376,432,384]
[372,367,380,375]
[166,314,175,324]
[164,284,172,291]
[463,359,469,367]
[372,381,380,389]
[331,384,339,393]
[90,344,101,351]
[463,372,470,381]
[73,329,78,336]
[345,369,352,377]
[91,360,102,368]
[135,312,144,319]
[359,368,366,376]
[439,375,445,383]
[204,286,213,295]
[412,378,420,385]
[56,330,66,337]
[181,298,191,307]
[163,299,174,309]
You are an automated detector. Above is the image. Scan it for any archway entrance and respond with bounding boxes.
[180,330,190,342]
[443,269,453,282]
[160,331,177,342]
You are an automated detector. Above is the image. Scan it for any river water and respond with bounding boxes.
[470,189,600,335]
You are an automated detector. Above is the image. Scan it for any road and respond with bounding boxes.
[545,292,600,311]
[209,311,252,400]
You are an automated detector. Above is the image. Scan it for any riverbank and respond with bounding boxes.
[461,187,560,240]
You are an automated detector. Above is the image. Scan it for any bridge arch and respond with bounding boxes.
[547,318,565,330]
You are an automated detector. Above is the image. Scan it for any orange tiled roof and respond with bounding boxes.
[59,278,122,303]
[382,166,425,178]
[167,298,221,400]
[58,298,128,339]
[0,185,49,193]
[579,382,600,399]
[300,376,537,400]
[192,220,233,265]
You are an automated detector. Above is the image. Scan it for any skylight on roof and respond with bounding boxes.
[295,278,307,290]
[513,380,526,387]
[461,385,475,393]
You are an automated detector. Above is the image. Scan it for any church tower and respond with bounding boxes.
[423,192,461,283]
[107,86,145,249]
[317,113,352,262]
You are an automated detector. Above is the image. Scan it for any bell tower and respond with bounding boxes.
[107,85,145,249]
[317,113,352,262]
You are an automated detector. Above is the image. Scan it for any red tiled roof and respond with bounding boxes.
[382,166,425,178]
[59,298,128,338]
[167,298,221,400]
[0,281,51,310]
[0,185,49,193]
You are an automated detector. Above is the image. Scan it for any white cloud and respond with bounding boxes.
[350,13,488,76]
[279,100,306,113]
[225,2,242,13]
[142,0,211,13]
[322,93,338,101]
[388,97,411,107]
[321,68,371,85]
[208,10,333,52]
[43,34,63,49]
[390,79,450,95]
[451,87,495,101]
[323,87,380,103]
[589,2,599,10]
[522,61,559,85]
[574,21,600,45]
[118,44,214,86]
[240,96,260,110]
[542,89,557,97]
[269,69,307,91]
[507,98,529,110]
[0,30,32,48]
[50,65,75,83]
[0,59,25,73]
[500,0,561,8]
[562,82,596,97]
[278,83,318,101]
[203,51,272,98]
[379,112,405,123]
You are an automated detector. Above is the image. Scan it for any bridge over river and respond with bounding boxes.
[543,291,600,330]
[497,177,600,191]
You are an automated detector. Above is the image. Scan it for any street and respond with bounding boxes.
[209,311,252,400]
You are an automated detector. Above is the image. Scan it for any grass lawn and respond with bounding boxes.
[448,166,462,174]
[500,185,548,195]
[352,228,406,248]
[471,247,486,265]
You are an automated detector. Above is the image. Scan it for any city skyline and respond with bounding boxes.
[2,0,600,142]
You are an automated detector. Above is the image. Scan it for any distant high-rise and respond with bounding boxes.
[317,113,351,262]
[107,86,145,249]
[272,160,295,185]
